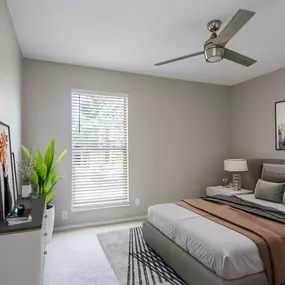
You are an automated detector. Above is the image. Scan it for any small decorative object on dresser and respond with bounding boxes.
[18,150,34,198]
[206,186,253,197]
[22,138,67,243]
[224,159,248,191]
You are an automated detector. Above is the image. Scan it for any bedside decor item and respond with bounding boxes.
[275,100,285,150]
[221,177,229,187]
[22,138,67,243]
[224,159,248,191]
[18,151,34,198]
[0,122,15,216]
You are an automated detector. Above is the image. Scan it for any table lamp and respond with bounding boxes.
[224,159,248,191]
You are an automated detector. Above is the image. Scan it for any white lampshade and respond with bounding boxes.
[224,159,248,172]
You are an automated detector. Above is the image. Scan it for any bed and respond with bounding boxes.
[142,159,285,285]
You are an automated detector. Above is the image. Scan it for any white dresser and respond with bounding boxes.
[0,195,47,285]
[206,186,253,197]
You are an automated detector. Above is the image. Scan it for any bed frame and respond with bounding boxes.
[143,221,268,285]
[142,159,285,285]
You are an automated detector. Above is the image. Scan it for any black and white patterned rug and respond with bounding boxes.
[97,227,185,285]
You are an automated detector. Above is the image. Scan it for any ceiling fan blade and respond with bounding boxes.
[223,48,257,67]
[214,9,255,46]
[155,51,204,66]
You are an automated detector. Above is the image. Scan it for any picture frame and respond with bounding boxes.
[275,100,285,150]
[0,121,15,215]
[11,152,18,202]
[0,163,5,220]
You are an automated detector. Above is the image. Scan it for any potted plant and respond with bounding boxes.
[22,138,67,243]
[18,153,34,198]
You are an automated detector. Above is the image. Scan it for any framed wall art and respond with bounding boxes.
[0,122,15,216]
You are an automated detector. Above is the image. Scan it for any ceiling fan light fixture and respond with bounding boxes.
[204,46,224,63]
[154,9,257,67]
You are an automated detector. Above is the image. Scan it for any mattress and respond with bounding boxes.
[147,202,264,280]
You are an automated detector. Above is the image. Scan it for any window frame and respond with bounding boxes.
[71,89,130,212]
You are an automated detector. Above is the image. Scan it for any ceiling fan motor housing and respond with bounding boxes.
[204,43,224,63]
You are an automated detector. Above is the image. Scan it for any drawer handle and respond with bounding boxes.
[44,215,48,218]
[43,251,47,255]
[44,233,47,236]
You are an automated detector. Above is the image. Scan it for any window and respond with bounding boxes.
[71,90,129,210]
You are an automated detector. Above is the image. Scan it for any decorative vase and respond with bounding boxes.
[4,175,12,216]
[45,204,55,244]
[22,182,31,198]
[30,184,39,199]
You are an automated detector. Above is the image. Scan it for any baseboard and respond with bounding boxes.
[54,215,147,232]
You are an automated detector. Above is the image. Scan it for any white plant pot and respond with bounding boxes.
[22,184,31,198]
[45,205,55,244]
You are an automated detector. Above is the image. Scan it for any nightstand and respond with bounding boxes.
[206,186,253,197]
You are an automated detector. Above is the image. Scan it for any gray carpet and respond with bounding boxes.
[97,227,185,285]
[44,228,119,285]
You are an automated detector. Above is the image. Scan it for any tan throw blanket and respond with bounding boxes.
[176,199,285,285]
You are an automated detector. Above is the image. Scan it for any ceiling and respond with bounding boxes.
[6,0,285,86]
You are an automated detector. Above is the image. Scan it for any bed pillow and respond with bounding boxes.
[255,179,285,203]
[261,163,285,183]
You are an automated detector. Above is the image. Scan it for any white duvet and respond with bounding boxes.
[147,194,283,280]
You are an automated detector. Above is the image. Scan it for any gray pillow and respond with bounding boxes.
[255,179,285,203]
[261,163,285,183]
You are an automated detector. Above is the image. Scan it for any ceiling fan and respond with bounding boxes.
[155,9,257,67]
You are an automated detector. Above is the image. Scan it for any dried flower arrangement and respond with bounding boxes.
[18,153,34,184]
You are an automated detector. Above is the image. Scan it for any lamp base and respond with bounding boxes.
[232,173,241,191]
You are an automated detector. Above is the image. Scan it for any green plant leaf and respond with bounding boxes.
[38,164,47,181]
[51,176,58,187]
[43,179,52,193]
[30,172,39,185]
[45,138,55,175]
[55,149,68,166]
[22,145,32,159]
[46,191,56,204]
[35,149,44,170]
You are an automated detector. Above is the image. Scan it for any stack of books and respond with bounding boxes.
[6,209,32,226]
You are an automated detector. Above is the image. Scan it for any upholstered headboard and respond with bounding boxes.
[242,159,285,190]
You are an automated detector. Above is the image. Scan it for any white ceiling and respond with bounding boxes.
[6,0,285,86]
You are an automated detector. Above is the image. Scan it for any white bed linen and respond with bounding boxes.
[238,193,285,213]
[147,203,264,280]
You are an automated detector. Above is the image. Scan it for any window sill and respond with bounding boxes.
[72,202,130,212]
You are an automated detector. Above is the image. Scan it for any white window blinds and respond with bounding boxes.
[72,91,129,210]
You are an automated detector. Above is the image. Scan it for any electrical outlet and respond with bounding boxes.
[135,198,140,206]
[62,211,68,220]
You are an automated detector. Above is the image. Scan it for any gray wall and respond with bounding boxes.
[230,68,285,158]
[0,0,22,160]
[22,59,230,227]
